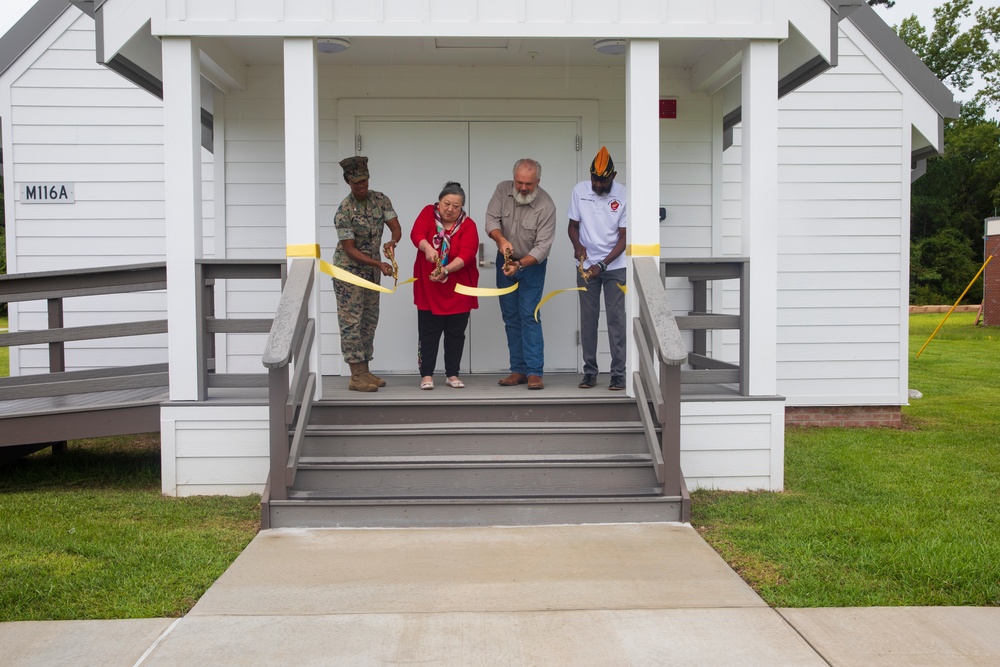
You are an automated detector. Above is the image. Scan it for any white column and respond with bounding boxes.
[283,38,324,398]
[625,38,660,398]
[162,37,204,400]
[741,40,779,396]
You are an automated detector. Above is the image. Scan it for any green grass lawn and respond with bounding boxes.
[693,312,1000,607]
[0,435,260,621]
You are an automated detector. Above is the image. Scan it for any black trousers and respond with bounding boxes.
[417,310,470,377]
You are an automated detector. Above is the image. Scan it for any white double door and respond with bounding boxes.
[363,119,581,374]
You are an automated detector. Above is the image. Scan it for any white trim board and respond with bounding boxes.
[337,98,600,173]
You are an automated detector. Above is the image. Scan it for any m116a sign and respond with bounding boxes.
[19,183,75,203]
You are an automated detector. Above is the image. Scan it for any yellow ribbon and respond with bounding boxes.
[627,244,660,257]
[319,259,415,294]
[533,287,586,322]
[287,244,321,258]
[455,283,519,297]
[532,283,627,321]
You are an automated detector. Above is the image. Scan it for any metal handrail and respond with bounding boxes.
[632,257,690,521]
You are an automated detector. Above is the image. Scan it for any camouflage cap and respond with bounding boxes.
[339,155,370,183]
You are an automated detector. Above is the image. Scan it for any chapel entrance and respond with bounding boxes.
[361,119,582,374]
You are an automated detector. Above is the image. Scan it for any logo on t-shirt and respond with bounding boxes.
[610,199,621,212]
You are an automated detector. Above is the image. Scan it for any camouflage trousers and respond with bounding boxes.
[333,276,380,364]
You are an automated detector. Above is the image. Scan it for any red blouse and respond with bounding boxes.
[410,204,480,315]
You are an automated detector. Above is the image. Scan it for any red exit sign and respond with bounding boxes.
[659,99,677,119]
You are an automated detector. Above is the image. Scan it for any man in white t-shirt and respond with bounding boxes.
[568,146,627,390]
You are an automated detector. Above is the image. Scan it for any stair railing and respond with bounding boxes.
[0,262,168,381]
[261,259,317,508]
[632,257,691,521]
[196,259,287,397]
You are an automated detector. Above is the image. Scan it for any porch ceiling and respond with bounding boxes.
[214,35,719,69]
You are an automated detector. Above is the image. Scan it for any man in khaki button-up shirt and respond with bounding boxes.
[484,158,557,390]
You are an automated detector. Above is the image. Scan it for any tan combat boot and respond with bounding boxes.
[361,361,387,388]
[348,362,379,392]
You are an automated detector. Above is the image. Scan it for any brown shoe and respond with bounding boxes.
[498,373,528,386]
[527,375,544,390]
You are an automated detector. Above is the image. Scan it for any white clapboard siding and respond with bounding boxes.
[160,405,269,496]
[223,64,715,375]
[681,400,785,491]
[5,12,215,374]
[721,27,911,407]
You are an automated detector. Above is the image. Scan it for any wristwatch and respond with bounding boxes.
[516,260,523,271]
[597,260,608,272]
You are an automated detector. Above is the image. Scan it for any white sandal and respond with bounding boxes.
[420,377,434,390]
[445,377,465,388]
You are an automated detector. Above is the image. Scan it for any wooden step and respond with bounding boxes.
[287,485,663,500]
[308,397,642,426]
[268,391,671,528]
[299,421,652,457]
[291,457,659,494]
[267,495,684,528]
[298,453,652,466]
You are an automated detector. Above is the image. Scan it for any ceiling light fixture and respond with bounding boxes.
[317,37,351,54]
[594,39,626,55]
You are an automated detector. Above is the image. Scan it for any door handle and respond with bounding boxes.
[479,243,495,267]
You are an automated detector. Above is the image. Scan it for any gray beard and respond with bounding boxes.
[514,189,538,205]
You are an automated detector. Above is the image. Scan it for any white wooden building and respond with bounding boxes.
[1,0,957,497]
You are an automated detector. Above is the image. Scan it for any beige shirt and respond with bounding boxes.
[484,180,557,263]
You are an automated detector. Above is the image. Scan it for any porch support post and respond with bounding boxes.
[162,37,205,400]
[741,40,779,396]
[625,38,660,399]
[283,38,324,399]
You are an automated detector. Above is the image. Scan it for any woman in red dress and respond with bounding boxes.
[410,182,480,389]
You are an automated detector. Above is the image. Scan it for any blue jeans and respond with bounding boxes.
[496,254,546,376]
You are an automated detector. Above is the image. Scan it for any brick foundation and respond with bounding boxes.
[785,405,902,428]
[984,228,1000,327]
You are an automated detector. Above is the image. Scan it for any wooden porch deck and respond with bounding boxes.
[0,364,169,461]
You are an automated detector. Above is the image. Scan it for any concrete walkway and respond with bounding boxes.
[2,523,998,666]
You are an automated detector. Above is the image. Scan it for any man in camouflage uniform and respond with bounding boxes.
[333,156,402,392]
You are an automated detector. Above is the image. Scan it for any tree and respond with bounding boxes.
[909,103,1000,303]
[910,228,981,304]
[893,0,1000,114]
[874,1,1000,303]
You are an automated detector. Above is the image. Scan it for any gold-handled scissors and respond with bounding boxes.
[578,257,593,281]
[429,256,445,281]
[502,248,515,273]
[383,241,399,286]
